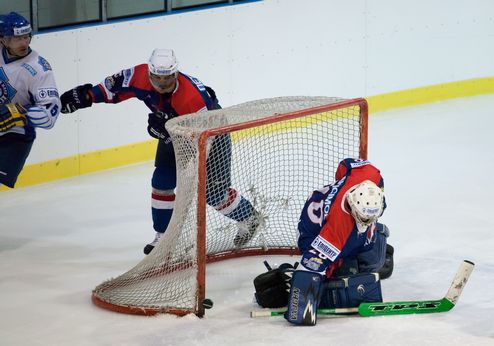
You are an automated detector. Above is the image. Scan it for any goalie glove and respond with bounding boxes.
[0,103,27,132]
[60,84,93,113]
[147,111,171,141]
[253,262,297,308]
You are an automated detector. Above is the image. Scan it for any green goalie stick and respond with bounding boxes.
[250,260,474,318]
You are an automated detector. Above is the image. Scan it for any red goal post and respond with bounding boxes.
[92,96,368,317]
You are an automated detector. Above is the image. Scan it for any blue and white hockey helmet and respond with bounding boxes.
[0,12,32,38]
[346,180,384,229]
[148,49,179,76]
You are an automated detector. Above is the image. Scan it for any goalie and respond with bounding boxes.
[254,158,394,325]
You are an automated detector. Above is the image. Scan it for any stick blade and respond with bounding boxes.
[445,260,474,305]
[358,298,454,316]
[359,260,474,317]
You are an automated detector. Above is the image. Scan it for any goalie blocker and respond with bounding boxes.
[254,263,383,325]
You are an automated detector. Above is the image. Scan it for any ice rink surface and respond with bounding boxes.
[1,95,493,346]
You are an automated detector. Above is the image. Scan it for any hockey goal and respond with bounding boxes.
[92,96,368,316]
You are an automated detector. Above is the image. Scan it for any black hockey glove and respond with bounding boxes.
[253,262,297,308]
[147,111,171,140]
[60,83,94,113]
[0,103,27,132]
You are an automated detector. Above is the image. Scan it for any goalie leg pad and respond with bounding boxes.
[357,229,387,273]
[284,270,323,326]
[319,272,383,309]
[378,244,394,280]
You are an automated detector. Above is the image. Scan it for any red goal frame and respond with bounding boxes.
[92,97,368,317]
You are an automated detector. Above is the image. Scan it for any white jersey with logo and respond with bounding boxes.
[0,46,61,136]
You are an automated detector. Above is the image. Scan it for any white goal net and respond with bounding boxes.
[92,96,368,316]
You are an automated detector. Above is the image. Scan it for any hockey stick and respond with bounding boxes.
[251,307,357,317]
[359,259,474,316]
[250,260,474,318]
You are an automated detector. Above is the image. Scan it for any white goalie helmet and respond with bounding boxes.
[148,49,179,76]
[345,180,384,228]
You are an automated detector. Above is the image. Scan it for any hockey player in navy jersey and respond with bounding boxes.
[60,49,261,254]
[253,158,393,325]
[0,12,61,188]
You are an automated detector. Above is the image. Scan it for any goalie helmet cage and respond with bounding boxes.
[92,96,368,317]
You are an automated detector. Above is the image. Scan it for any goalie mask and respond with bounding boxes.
[346,180,384,229]
[148,49,179,93]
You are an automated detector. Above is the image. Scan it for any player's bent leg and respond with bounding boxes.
[145,166,176,255]
[374,223,394,279]
[331,257,360,277]
[285,248,330,325]
[0,133,34,188]
[143,231,164,255]
[210,187,262,247]
[357,223,394,279]
[375,223,394,279]
[319,273,383,309]
[233,209,262,247]
[356,228,386,273]
[284,270,323,326]
[151,188,175,232]
[205,134,262,246]
[205,134,235,208]
[378,243,394,279]
[376,222,390,237]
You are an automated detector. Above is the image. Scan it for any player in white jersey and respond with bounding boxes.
[0,12,61,188]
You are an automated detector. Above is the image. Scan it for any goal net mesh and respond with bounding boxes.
[92,96,367,316]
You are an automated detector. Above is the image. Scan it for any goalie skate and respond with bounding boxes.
[233,211,263,247]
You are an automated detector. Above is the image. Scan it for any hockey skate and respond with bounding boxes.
[143,231,164,255]
[233,211,263,247]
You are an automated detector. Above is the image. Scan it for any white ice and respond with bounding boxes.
[1,95,493,346]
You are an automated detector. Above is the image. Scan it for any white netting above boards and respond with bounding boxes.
[92,96,368,316]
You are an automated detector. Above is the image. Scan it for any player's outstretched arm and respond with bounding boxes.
[60,84,94,113]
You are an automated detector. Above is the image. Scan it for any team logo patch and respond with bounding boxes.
[104,76,115,90]
[37,56,52,72]
[350,159,371,168]
[363,207,380,216]
[301,256,324,272]
[123,68,133,87]
[311,236,340,261]
[186,74,206,91]
[21,63,37,76]
[0,68,17,103]
[13,25,31,36]
[37,88,59,100]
